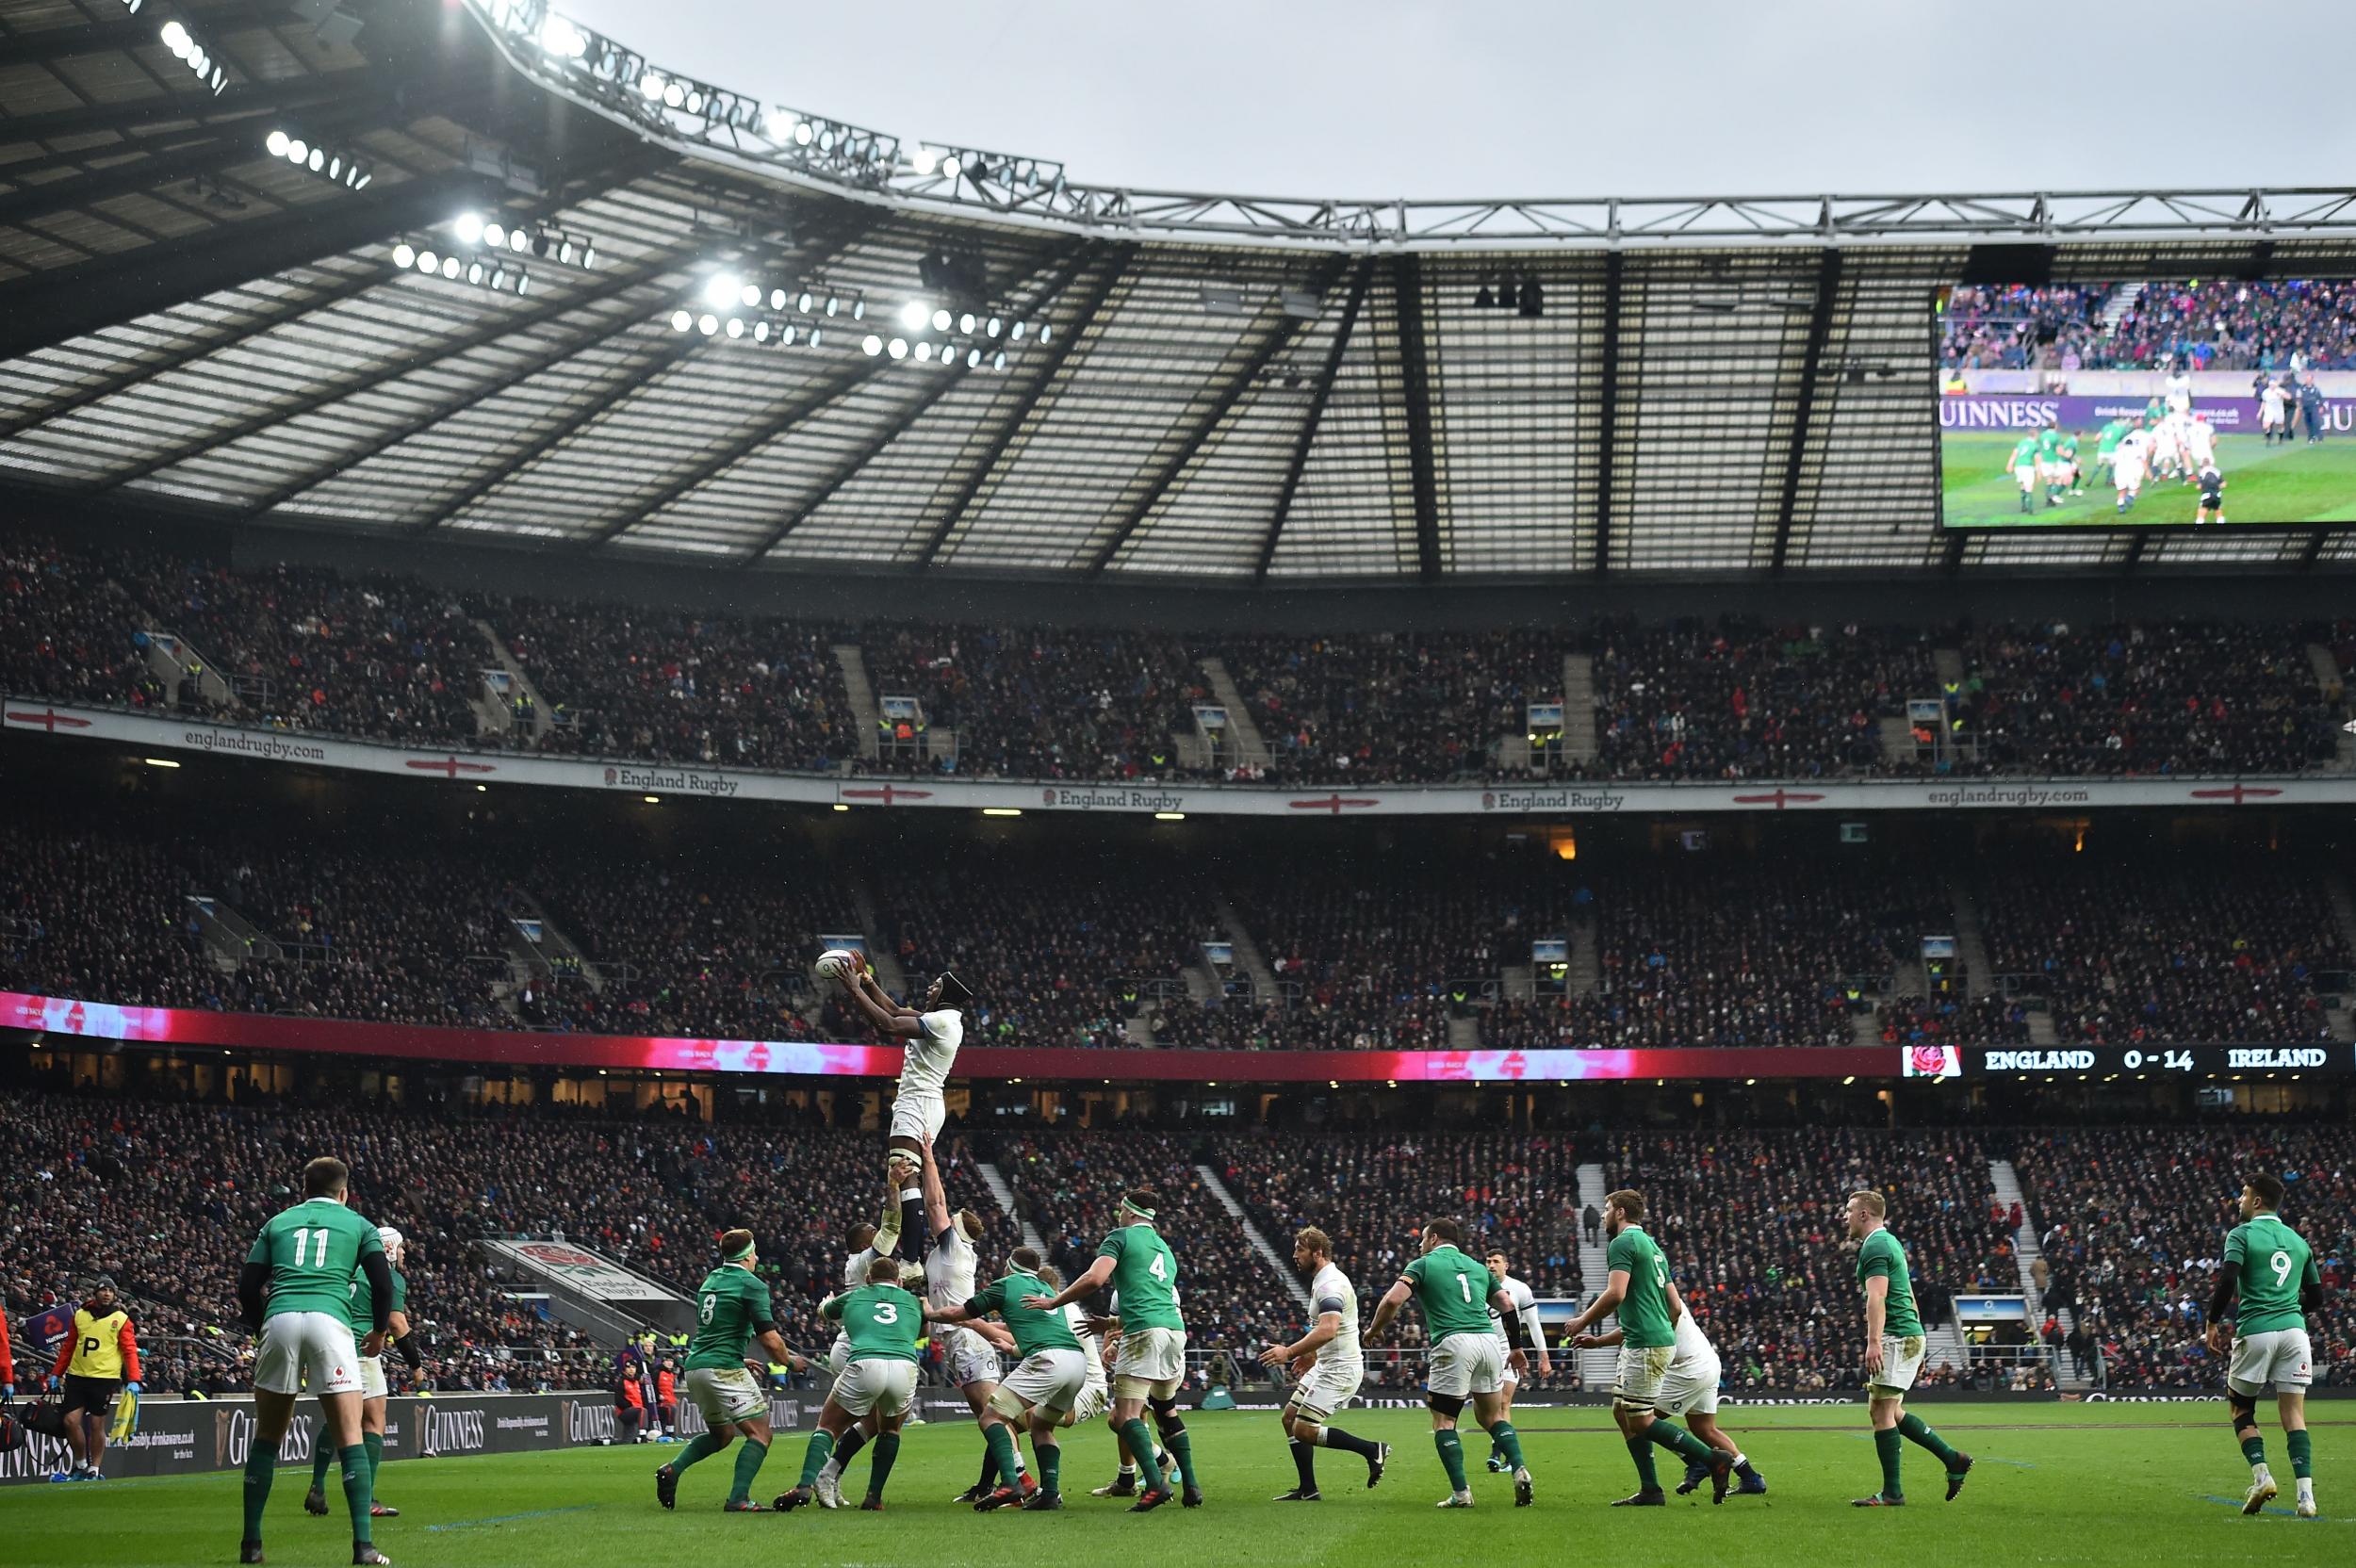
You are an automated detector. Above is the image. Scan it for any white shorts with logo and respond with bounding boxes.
[254,1310,363,1396]
[889,1089,945,1144]
[998,1348,1088,1417]
[827,1333,850,1374]
[1070,1380,1109,1426]
[358,1354,388,1401]
[685,1364,768,1426]
[1872,1333,1927,1394]
[2228,1329,2314,1397]
[1612,1342,1675,1407]
[1657,1351,1722,1418]
[831,1357,918,1419]
[937,1325,1002,1390]
[1112,1326,1186,1399]
[1427,1331,1506,1400]
[1287,1356,1365,1421]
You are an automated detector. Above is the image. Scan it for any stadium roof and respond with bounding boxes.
[4,0,2355,581]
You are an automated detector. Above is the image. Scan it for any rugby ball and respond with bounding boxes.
[815,948,862,984]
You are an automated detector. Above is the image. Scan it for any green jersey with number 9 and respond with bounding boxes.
[683,1264,777,1372]
[1605,1225,1677,1348]
[824,1282,923,1364]
[1399,1244,1499,1340]
[2225,1212,2316,1336]
[1098,1223,1184,1331]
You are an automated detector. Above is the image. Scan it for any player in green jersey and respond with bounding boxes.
[1845,1189,1972,1507]
[928,1245,1088,1511]
[2096,416,2131,484]
[2005,433,2041,513]
[2054,432,2083,497]
[1026,1186,1198,1512]
[778,1254,925,1511]
[1366,1217,1536,1510]
[2206,1172,2322,1518]
[306,1225,417,1523]
[234,1156,394,1567]
[1561,1190,1731,1506]
[655,1228,805,1514]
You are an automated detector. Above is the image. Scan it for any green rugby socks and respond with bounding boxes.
[1120,1418,1165,1492]
[1489,1420,1527,1471]
[240,1439,278,1543]
[1627,1436,1660,1492]
[674,1429,727,1473]
[795,1429,835,1488]
[727,1436,769,1504]
[339,1445,373,1544]
[1898,1411,1961,1469]
[1646,1417,1712,1465]
[869,1432,901,1499]
[2287,1429,2313,1480]
[1434,1429,1468,1492]
[1875,1427,1905,1498]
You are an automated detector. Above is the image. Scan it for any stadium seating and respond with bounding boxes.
[1944,281,2356,372]
[2014,1124,2354,1389]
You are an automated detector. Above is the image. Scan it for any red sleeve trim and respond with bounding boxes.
[118,1320,141,1385]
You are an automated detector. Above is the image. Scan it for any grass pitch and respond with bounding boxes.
[1942,431,2356,527]
[8,1403,2342,1567]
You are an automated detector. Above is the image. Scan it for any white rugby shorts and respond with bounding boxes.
[1112,1326,1186,1399]
[1427,1331,1505,1400]
[357,1354,387,1402]
[1612,1342,1675,1407]
[831,1358,918,1419]
[1069,1380,1109,1426]
[889,1090,945,1144]
[993,1348,1088,1419]
[1656,1351,1722,1419]
[2228,1329,2313,1398]
[684,1365,768,1426]
[1287,1356,1364,1421]
[254,1311,363,1397]
[936,1325,1002,1390]
[1871,1333,1927,1394]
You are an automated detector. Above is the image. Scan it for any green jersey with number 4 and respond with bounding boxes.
[1400,1244,1498,1340]
[684,1264,776,1371]
[245,1198,385,1321]
[824,1282,922,1364]
[1605,1225,1677,1348]
[1098,1224,1183,1331]
[1857,1226,1922,1338]
[2225,1212,2316,1336]
[968,1270,1083,1357]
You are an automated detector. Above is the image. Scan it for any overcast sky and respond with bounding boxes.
[561,0,2356,200]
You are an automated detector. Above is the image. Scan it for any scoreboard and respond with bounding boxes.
[1904,1043,2352,1079]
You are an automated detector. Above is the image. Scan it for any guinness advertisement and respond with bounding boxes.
[3,1394,597,1487]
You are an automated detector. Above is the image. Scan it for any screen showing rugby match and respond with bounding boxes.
[1938,277,2356,528]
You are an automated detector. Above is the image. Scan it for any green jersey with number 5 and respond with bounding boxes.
[1605,1225,1677,1348]
[1399,1244,1498,1340]
[1098,1223,1183,1331]
[245,1198,384,1321]
[683,1264,776,1371]
[824,1282,923,1364]
[2225,1213,2315,1336]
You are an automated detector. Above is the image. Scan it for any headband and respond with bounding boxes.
[1121,1201,1157,1222]
[725,1235,757,1263]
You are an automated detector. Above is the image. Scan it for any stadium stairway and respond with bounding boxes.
[185,892,281,972]
[137,626,237,712]
[1991,1157,2089,1391]
[1877,714,1917,767]
[503,889,605,994]
[1947,875,1995,999]
[1571,1163,1618,1388]
[1566,913,1601,999]
[1213,893,1282,1004]
[849,877,910,997]
[832,642,883,761]
[472,617,554,743]
[1196,1164,1311,1314]
[1561,652,1598,765]
[2096,281,2148,331]
[975,1161,1047,1255]
[1197,657,1274,773]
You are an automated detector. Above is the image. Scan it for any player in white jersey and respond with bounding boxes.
[2113,428,2149,513]
[1573,1280,1768,1496]
[838,955,973,1267]
[1482,1250,1553,1473]
[2164,367,2193,416]
[1258,1228,1390,1500]
[2184,413,2217,469]
[899,1136,1030,1507]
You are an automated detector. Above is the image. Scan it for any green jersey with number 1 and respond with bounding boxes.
[2225,1212,2316,1336]
[245,1198,385,1321]
[825,1282,922,1364]
[1098,1223,1183,1331]
[1605,1225,1677,1348]
[967,1270,1083,1357]
[1399,1244,1498,1340]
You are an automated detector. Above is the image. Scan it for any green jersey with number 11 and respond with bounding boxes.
[1098,1224,1183,1331]
[246,1198,385,1321]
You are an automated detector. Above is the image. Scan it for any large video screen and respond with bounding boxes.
[1938,278,2355,528]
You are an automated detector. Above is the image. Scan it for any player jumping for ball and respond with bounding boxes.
[834,953,974,1252]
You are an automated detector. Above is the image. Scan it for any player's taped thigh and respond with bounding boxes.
[1147,1395,1186,1437]
[1427,1391,1466,1420]
[2231,1393,2260,1436]
[987,1386,1033,1423]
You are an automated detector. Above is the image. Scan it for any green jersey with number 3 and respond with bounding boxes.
[1605,1225,1677,1348]
[684,1264,776,1371]
[245,1198,385,1321]
[1399,1244,1498,1340]
[825,1282,923,1364]
[1857,1226,1922,1338]
[2225,1212,2316,1336]
[1098,1224,1183,1331]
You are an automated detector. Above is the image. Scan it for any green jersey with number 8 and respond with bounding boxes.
[684,1264,776,1371]
[1400,1244,1498,1340]
[824,1282,923,1364]
[1605,1225,1677,1348]
[2225,1213,2316,1336]
[1098,1224,1184,1331]
[245,1198,384,1320]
